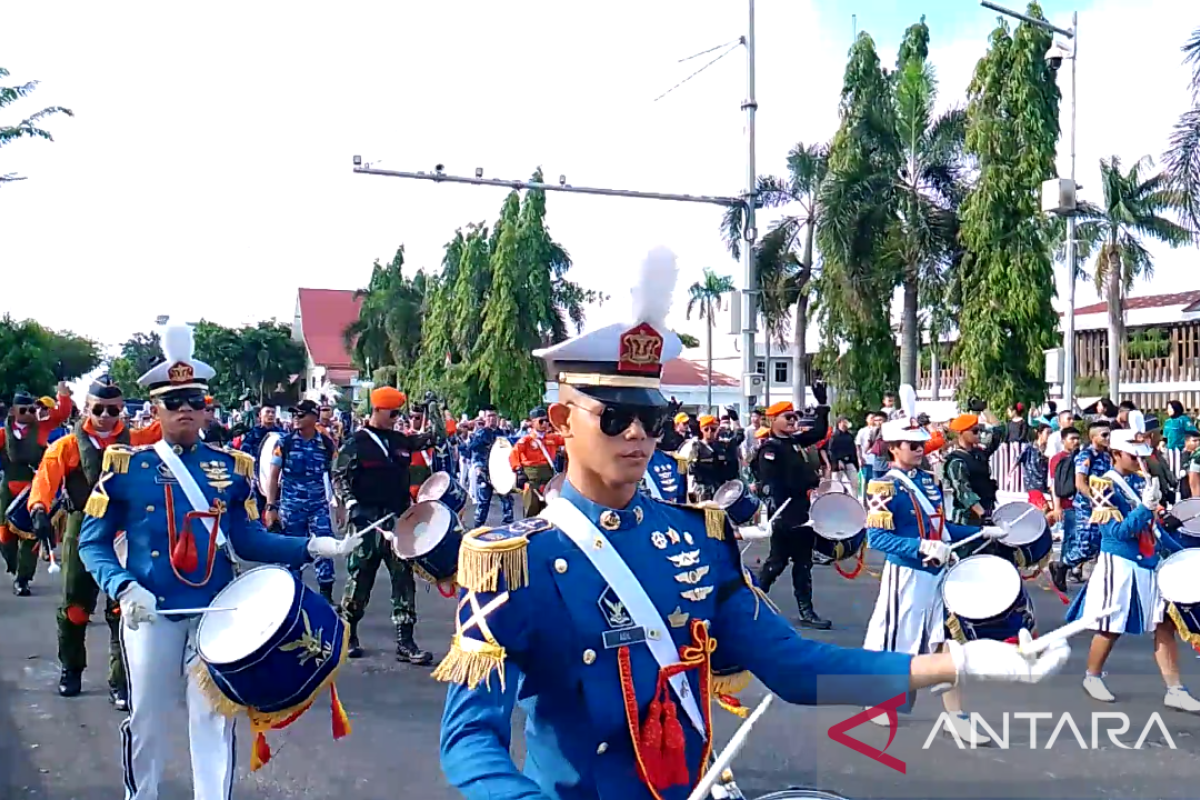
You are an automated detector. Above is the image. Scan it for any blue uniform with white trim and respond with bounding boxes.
[272,430,336,586]
[465,425,514,527]
[866,469,979,574]
[437,481,913,800]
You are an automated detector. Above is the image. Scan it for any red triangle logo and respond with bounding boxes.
[827,692,908,774]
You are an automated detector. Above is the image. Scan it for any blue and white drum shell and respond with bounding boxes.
[1157,549,1200,639]
[5,485,66,540]
[942,554,1035,643]
[392,500,462,585]
[196,565,346,715]
[812,528,867,563]
[984,501,1053,570]
[1171,498,1200,543]
[808,492,867,566]
[713,480,761,527]
[417,472,468,515]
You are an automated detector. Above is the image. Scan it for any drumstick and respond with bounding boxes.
[686,694,774,800]
[163,606,239,616]
[950,505,1040,551]
[1016,605,1120,657]
[48,551,61,575]
[766,498,791,528]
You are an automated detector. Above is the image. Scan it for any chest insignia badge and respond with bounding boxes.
[598,587,634,628]
[674,565,710,585]
[683,531,694,545]
[154,462,178,485]
[665,527,681,545]
[200,461,233,492]
[651,531,668,550]
[633,507,644,524]
[668,606,690,628]
[667,549,700,568]
[680,586,714,602]
[600,510,620,531]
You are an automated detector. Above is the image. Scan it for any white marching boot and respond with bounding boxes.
[1164,686,1200,713]
[1083,674,1116,702]
[944,712,991,746]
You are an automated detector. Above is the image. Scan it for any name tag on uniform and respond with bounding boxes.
[603,626,647,649]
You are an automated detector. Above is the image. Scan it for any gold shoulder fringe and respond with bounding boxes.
[458,527,530,593]
[1089,507,1123,525]
[704,506,726,540]
[228,448,256,479]
[83,476,111,518]
[945,612,967,644]
[1167,603,1200,648]
[865,509,893,530]
[431,634,507,691]
[101,446,132,475]
[244,495,259,520]
[673,454,690,474]
[712,669,752,697]
[866,480,894,498]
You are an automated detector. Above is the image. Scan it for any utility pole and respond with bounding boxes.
[741,0,760,417]
[979,1,1078,408]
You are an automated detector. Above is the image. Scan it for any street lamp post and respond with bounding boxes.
[979,1,1078,408]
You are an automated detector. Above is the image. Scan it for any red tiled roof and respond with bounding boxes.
[662,359,739,387]
[1071,290,1200,316]
[297,288,362,369]
[325,368,358,384]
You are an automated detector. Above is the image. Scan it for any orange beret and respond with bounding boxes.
[948,414,979,433]
[765,401,793,417]
[371,386,407,410]
[698,415,717,428]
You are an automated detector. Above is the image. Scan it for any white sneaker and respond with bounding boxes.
[1083,674,1115,702]
[1165,687,1200,713]
[865,706,892,727]
[945,712,991,746]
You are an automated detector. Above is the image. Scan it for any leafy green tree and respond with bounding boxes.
[686,269,736,411]
[106,331,162,396]
[1165,28,1200,232]
[1,66,73,184]
[343,246,429,393]
[955,3,1061,411]
[0,315,100,399]
[814,32,901,419]
[190,320,305,406]
[1072,155,1191,399]
[674,331,701,349]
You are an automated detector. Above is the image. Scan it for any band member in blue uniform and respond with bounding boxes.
[237,405,283,513]
[465,405,514,528]
[435,247,1070,800]
[1064,429,1200,711]
[77,324,362,800]
[263,398,338,603]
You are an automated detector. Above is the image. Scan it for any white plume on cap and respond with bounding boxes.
[305,379,341,403]
[161,324,195,364]
[899,384,918,420]
[629,246,678,329]
[1129,409,1146,434]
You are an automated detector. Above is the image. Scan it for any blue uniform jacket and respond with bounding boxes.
[643,449,687,504]
[437,481,913,800]
[1093,471,1182,569]
[464,426,505,468]
[272,430,335,507]
[865,469,978,574]
[239,424,283,461]
[79,441,312,612]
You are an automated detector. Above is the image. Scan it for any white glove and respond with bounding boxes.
[307,532,364,559]
[948,630,1070,685]
[1141,478,1162,510]
[918,539,951,567]
[980,525,1007,540]
[118,582,158,630]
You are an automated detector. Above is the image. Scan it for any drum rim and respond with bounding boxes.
[714,480,747,507]
[1157,548,1200,604]
[753,790,852,800]
[942,554,1021,619]
[394,500,455,559]
[992,500,1045,546]
[809,492,866,541]
[1172,498,1200,534]
[419,471,451,501]
[196,564,298,665]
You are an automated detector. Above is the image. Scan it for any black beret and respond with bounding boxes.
[88,374,123,400]
[529,406,548,419]
[12,391,35,406]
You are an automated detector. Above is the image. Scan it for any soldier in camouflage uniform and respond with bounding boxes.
[335,386,441,664]
[28,376,161,706]
[942,412,1006,526]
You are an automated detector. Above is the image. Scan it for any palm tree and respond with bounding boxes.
[686,269,736,411]
[343,246,428,389]
[1165,29,1200,233]
[722,142,828,407]
[1072,155,1191,400]
[1,66,73,184]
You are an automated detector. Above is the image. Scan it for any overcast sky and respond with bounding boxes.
[3,0,1197,367]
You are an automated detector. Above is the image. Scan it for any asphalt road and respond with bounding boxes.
[4,506,1200,800]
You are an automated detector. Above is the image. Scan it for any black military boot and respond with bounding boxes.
[13,578,30,597]
[110,683,129,712]
[58,668,83,698]
[395,624,433,665]
[795,566,831,630]
[347,622,364,659]
[1048,560,1069,593]
[319,583,335,604]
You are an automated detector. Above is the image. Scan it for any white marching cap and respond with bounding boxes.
[137,324,216,397]
[1110,428,1151,457]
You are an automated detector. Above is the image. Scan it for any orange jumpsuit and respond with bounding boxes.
[509,433,564,515]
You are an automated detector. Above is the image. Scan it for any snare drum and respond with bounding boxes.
[1157,549,1200,644]
[417,472,468,516]
[755,792,852,800]
[942,554,1035,643]
[985,501,1053,571]
[713,480,761,527]
[808,492,867,562]
[1171,498,1200,536]
[392,500,462,585]
[195,565,348,716]
[5,486,66,541]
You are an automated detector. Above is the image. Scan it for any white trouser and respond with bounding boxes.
[120,616,236,800]
[863,560,946,654]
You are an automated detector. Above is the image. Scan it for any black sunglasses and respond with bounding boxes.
[581,403,669,438]
[781,413,799,423]
[387,410,401,419]
[92,404,122,418]
[14,405,37,415]
[157,393,207,412]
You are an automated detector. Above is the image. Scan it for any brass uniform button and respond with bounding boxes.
[554,558,568,574]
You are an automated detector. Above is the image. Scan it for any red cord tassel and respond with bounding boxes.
[171,531,199,574]
[639,698,664,786]
[660,698,689,787]
[1138,531,1156,558]
[330,684,351,739]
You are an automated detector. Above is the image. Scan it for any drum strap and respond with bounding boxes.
[1103,469,1140,506]
[153,441,237,560]
[532,437,555,472]
[363,430,390,459]
[540,497,706,739]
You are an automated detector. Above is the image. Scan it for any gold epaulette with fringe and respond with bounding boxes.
[672,453,690,474]
[457,517,553,594]
[865,480,895,529]
[83,473,113,518]
[222,446,256,479]
[1088,476,1123,524]
[101,444,134,475]
[431,591,512,691]
[244,494,259,520]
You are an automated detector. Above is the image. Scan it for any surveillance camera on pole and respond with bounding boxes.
[1045,42,1071,70]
